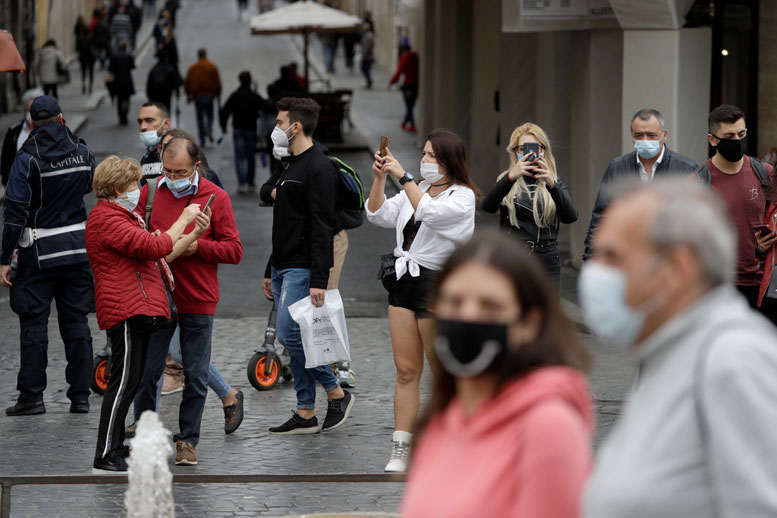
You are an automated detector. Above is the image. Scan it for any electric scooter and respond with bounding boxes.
[247,303,292,390]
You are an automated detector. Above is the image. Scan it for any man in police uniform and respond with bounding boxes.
[0,96,96,416]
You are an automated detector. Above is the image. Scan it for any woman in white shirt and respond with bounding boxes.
[366,129,478,473]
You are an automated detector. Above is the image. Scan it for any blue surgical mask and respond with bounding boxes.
[117,188,140,211]
[578,258,667,347]
[170,176,192,192]
[634,139,661,159]
[139,121,165,148]
[167,166,195,192]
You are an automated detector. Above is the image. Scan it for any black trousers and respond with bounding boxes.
[532,246,561,286]
[9,261,94,403]
[117,94,131,125]
[42,83,58,99]
[401,84,418,125]
[95,315,156,459]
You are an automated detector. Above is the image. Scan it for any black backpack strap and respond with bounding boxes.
[751,157,770,189]
[145,178,158,227]
[695,164,711,187]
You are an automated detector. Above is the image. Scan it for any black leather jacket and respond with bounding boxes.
[481,174,578,247]
[582,147,697,260]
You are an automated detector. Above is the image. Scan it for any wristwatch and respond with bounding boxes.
[399,172,415,185]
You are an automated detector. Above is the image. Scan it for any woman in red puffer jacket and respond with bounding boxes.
[86,155,210,474]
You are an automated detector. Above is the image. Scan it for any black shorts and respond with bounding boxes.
[388,267,439,318]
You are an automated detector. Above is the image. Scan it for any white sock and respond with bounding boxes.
[393,430,412,444]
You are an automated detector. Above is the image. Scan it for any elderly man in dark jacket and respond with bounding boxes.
[108,41,135,126]
[583,108,697,260]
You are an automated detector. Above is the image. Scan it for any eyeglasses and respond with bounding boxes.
[162,165,194,180]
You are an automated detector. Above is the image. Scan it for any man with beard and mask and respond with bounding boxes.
[1,89,43,198]
[137,102,170,184]
[0,96,96,416]
[694,104,774,308]
[261,97,355,435]
[583,108,697,261]
[580,178,777,517]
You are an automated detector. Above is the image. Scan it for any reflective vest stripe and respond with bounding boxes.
[39,165,92,178]
[37,248,87,261]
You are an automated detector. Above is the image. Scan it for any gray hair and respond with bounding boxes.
[32,114,61,127]
[631,108,666,132]
[609,178,736,286]
[22,88,44,105]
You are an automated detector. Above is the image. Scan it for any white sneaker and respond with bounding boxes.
[384,431,412,472]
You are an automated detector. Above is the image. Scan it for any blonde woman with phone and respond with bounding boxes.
[481,123,578,285]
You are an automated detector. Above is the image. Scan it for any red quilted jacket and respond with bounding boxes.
[86,200,174,330]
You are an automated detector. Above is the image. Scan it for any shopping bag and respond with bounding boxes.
[288,289,351,369]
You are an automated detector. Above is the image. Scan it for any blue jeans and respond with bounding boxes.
[153,326,230,409]
[271,267,338,410]
[133,314,213,446]
[194,96,214,145]
[232,128,257,186]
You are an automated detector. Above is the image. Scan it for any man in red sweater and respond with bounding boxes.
[133,135,242,466]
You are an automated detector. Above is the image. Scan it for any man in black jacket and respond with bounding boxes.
[583,108,697,260]
[219,70,273,194]
[261,97,354,435]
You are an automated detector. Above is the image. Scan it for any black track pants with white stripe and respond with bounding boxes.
[95,315,156,460]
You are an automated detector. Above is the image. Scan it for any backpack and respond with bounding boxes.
[331,156,364,229]
[696,157,770,190]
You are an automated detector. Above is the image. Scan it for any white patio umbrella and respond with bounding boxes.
[250,0,363,89]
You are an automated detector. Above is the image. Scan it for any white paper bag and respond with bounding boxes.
[288,289,351,369]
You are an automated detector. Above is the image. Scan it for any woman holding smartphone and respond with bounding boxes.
[755,194,777,324]
[481,123,577,284]
[367,129,478,472]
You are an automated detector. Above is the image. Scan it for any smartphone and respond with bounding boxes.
[203,194,216,212]
[754,225,774,237]
[380,136,389,157]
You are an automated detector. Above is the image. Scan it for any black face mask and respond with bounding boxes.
[435,319,509,378]
[714,135,747,163]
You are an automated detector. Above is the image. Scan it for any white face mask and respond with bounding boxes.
[117,188,140,211]
[271,124,295,157]
[420,162,444,183]
[578,258,667,348]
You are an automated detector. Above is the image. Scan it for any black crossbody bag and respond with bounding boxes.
[377,253,398,292]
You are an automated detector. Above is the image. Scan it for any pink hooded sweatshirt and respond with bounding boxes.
[401,366,593,518]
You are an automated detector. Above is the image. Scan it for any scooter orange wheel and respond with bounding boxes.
[247,353,280,391]
[91,357,109,395]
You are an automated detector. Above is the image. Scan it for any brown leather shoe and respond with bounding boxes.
[175,440,197,466]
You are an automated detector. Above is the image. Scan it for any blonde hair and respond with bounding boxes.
[93,155,142,199]
[497,123,559,228]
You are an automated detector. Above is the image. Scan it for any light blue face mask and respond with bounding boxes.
[578,257,668,347]
[167,166,195,192]
[117,188,140,211]
[139,121,165,148]
[634,139,661,159]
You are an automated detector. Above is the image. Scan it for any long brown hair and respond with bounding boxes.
[428,129,482,201]
[415,232,590,438]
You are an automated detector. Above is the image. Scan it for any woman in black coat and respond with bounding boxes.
[481,122,578,285]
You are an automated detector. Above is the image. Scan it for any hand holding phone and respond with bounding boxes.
[754,225,774,237]
[380,136,389,157]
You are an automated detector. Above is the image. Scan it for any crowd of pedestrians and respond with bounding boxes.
[4,2,777,516]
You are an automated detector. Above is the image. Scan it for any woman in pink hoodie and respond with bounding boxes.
[401,232,593,518]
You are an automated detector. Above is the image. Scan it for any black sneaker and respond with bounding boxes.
[117,444,131,459]
[6,399,45,416]
[268,411,320,435]
[223,389,244,434]
[93,451,128,474]
[321,390,355,431]
[70,399,90,413]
